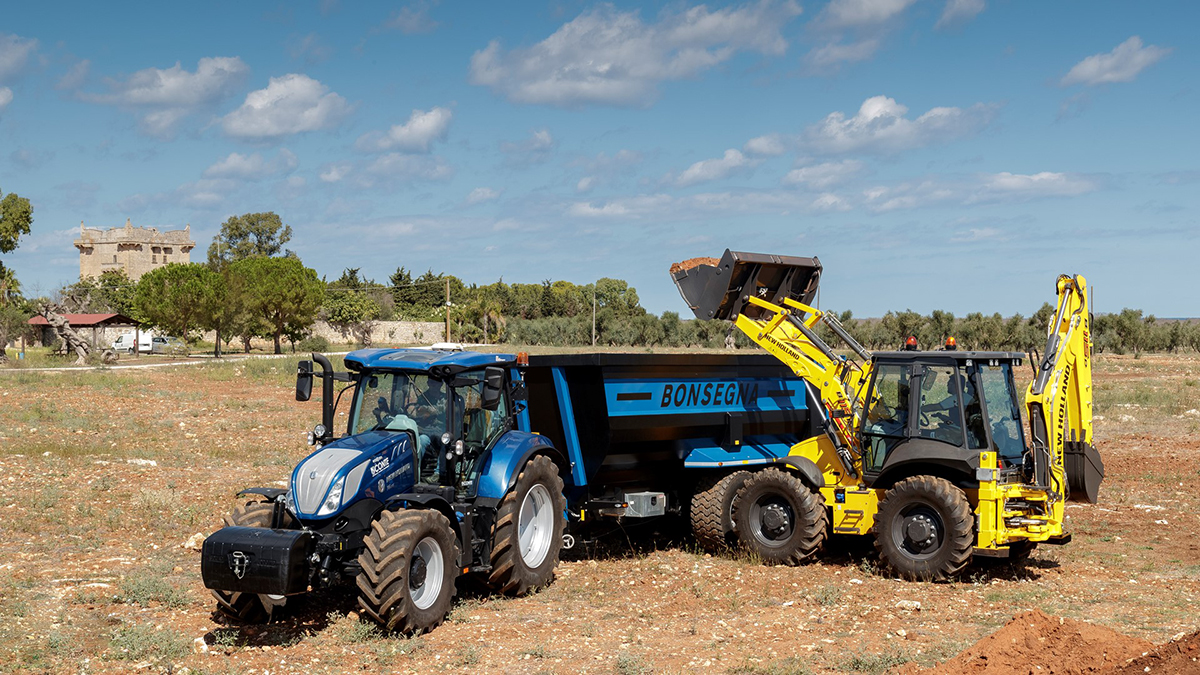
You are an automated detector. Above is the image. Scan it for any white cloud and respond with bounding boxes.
[221,73,352,140]
[319,162,353,183]
[289,33,333,64]
[81,56,249,137]
[203,149,299,180]
[384,1,439,34]
[805,38,881,67]
[811,193,852,211]
[743,134,788,156]
[569,194,674,218]
[577,176,596,193]
[674,149,756,187]
[469,1,802,107]
[974,172,1097,199]
[820,0,916,29]
[803,95,995,155]
[935,0,985,30]
[355,106,452,153]
[0,87,11,112]
[501,128,556,164]
[57,59,90,90]
[0,33,38,83]
[783,160,865,189]
[1061,36,1171,87]
[466,187,501,205]
[363,153,453,181]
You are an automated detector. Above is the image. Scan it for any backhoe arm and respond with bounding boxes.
[1024,274,1104,504]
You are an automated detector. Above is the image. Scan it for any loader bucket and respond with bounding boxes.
[1065,441,1104,503]
[672,250,822,321]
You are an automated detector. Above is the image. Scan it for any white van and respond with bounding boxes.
[112,331,154,354]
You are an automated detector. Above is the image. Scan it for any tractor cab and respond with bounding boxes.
[860,350,1027,488]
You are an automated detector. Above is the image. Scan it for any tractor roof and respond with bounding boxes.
[344,348,516,374]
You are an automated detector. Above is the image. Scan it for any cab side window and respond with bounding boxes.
[917,366,964,445]
[862,364,911,471]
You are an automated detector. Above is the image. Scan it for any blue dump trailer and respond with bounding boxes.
[201,348,826,633]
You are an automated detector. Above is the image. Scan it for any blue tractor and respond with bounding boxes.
[202,350,566,633]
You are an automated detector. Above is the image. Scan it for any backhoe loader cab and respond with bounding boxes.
[859,351,1027,488]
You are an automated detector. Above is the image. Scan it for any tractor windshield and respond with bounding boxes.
[350,370,450,450]
[977,362,1026,465]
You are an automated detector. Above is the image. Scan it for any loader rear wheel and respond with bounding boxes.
[488,455,566,596]
[874,476,974,581]
[211,500,294,623]
[732,468,827,565]
[357,509,459,633]
[690,471,751,551]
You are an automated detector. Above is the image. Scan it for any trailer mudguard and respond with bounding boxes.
[475,431,565,499]
[772,456,825,489]
[679,435,801,469]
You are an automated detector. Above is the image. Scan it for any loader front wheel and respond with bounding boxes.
[211,500,294,623]
[488,455,566,596]
[690,471,751,551]
[874,476,973,581]
[357,509,459,633]
[733,468,827,565]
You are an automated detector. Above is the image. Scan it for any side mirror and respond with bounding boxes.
[296,360,313,401]
[481,366,505,411]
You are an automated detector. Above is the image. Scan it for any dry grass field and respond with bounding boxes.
[0,350,1198,674]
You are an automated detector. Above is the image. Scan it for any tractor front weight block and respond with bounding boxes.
[201,526,315,596]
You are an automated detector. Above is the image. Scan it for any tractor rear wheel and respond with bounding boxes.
[211,500,294,623]
[488,455,565,596]
[873,476,974,581]
[732,468,827,565]
[690,471,751,551]
[357,509,459,633]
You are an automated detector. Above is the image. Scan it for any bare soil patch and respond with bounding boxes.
[669,257,720,275]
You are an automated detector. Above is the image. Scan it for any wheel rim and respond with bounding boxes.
[518,484,554,568]
[409,536,444,611]
[892,503,944,560]
[749,494,795,547]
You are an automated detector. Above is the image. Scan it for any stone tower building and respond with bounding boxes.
[74,219,196,280]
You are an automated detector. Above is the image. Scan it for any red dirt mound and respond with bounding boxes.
[924,609,1153,675]
[669,257,720,275]
[1111,629,1200,674]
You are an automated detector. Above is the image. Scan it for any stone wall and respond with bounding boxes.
[198,320,444,349]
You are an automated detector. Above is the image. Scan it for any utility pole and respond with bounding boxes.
[445,278,451,343]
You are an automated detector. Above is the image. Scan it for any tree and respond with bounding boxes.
[234,256,324,354]
[134,264,218,346]
[1,186,34,318]
[324,290,381,346]
[62,270,137,316]
[207,212,294,265]
[0,301,32,364]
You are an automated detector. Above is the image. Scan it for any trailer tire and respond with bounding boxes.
[211,501,293,623]
[873,476,973,581]
[357,509,459,633]
[488,455,565,596]
[690,471,751,551]
[733,468,827,565]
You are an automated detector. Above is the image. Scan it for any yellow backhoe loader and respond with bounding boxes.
[673,251,1104,580]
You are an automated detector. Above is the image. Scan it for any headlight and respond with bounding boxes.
[286,490,298,516]
[316,475,346,517]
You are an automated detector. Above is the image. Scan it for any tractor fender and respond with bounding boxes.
[236,487,288,501]
[771,456,825,490]
[474,431,566,500]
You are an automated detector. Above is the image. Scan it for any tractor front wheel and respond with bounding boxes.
[488,455,565,596]
[732,468,827,565]
[873,476,974,581]
[356,509,459,633]
[211,501,294,623]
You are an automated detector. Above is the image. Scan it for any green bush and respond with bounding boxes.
[298,335,332,352]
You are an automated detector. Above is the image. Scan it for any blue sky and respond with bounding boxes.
[1,1,1196,317]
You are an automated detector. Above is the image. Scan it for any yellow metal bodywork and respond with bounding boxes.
[732,279,1091,555]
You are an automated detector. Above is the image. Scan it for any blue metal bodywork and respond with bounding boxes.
[345,348,515,372]
[473,430,560,500]
[289,429,417,524]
